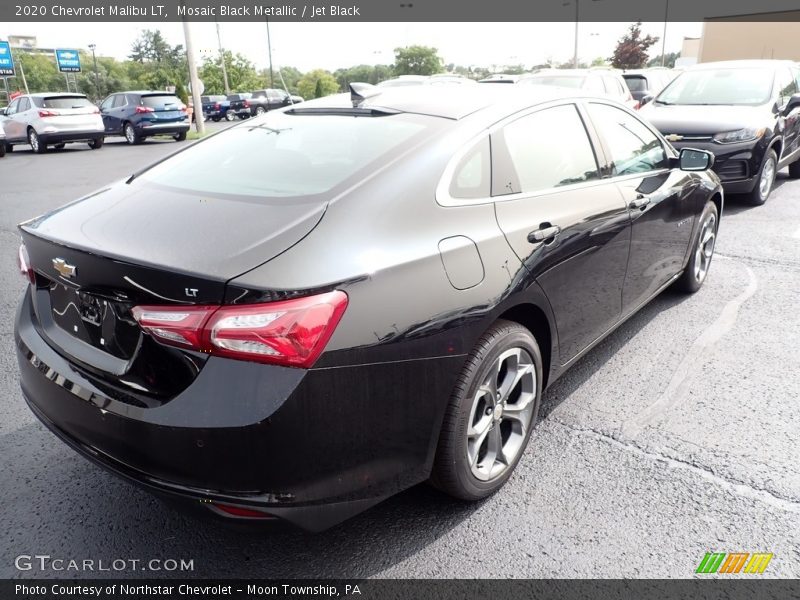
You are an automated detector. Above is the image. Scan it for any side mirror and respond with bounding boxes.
[640,94,654,107]
[679,148,714,171]
[784,93,800,116]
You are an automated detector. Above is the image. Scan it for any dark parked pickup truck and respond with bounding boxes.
[227,93,253,119]
[241,89,302,117]
[201,95,233,122]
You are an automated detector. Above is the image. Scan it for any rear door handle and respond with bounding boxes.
[629,195,651,210]
[528,224,561,243]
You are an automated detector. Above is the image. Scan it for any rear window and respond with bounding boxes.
[139,112,439,199]
[35,96,92,109]
[520,76,585,89]
[624,75,648,92]
[140,95,182,109]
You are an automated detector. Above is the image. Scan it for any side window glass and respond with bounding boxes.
[450,137,490,199]
[112,95,127,108]
[6,99,18,115]
[18,98,30,112]
[588,102,668,176]
[495,104,600,195]
[100,96,114,111]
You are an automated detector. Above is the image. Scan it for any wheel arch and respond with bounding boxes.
[494,302,555,390]
[767,136,783,162]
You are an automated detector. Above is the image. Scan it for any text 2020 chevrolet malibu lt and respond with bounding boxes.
[16,85,722,531]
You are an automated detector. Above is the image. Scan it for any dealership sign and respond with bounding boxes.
[0,41,14,76]
[55,49,81,72]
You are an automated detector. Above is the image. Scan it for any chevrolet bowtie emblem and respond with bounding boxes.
[52,258,77,279]
[665,134,684,142]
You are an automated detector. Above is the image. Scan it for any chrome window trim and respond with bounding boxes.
[436,97,676,208]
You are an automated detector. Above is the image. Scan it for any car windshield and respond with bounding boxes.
[35,96,92,109]
[656,68,774,106]
[139,112,438,198]
[624,76,648,92]
[519,76,585,88]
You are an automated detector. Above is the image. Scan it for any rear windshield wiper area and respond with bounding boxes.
[284,106,401,117]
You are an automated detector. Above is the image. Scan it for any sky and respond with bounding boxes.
[4,22,703,72]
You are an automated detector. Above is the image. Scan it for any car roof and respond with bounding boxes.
[122,90,180,95]
[687,60,796,71]
[25,92,87,98]
[293,84,586,120]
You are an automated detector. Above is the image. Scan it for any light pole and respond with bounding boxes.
[88,43,101,99]
[563,0,602,68]
[265,17,274,88]
[180,0,205,135]
[661,0,670,66]
[215,22,230,96]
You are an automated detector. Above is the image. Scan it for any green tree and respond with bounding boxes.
[127,29,186,90]
[648,51,679,68]
[610,22,659,69]
[392,46,443,76]
[591,56,608,67]
[14,52,65,94]
[200,51,262,94]
[297,69,339,99]
[275,66,303,94]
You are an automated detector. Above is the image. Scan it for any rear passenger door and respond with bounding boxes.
[492,102,632,365]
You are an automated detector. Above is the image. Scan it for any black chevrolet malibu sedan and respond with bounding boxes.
[640,60,800,205]
[16,85,722,531]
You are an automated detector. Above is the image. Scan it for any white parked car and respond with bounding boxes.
[1,93,104,154]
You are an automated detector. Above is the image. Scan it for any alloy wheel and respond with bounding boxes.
[759,155,776,200]
[125,124,135,144]
[694,213,716,283]
[28,130,39,152]
[466,347,536,482]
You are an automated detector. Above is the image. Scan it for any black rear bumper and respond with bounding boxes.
[15,287,460,530]
[40,130,104,144]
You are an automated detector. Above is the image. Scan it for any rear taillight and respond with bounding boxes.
[18,244,35,284]
[633,101,641,110]
[214,102,220,110]
[243,100,250,108]
[135,106,155,114]
[38,109,58,118]
[131,291,348,368]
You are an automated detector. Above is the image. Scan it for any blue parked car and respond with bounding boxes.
[201,95,233,122]
[99,91,190,145]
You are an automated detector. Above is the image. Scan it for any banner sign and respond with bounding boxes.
[0,41,14,76]
[55,48,81,72]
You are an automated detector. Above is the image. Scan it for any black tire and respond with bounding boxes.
[789,159,800,179]
[674,200,719,294]
[212,116,221,122]
[4,143,12,153]
[225,111,235,122]
[0,143,5,158]
[124,122,142,145]
[28,129,46,154]
[744,149,777,205]
[174,131,187,142]
[88,137,104,149]
[54,143,66,150]
[255,106,266,116]
[430,319,543,501]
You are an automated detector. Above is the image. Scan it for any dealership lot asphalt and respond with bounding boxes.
[1,124,798,579]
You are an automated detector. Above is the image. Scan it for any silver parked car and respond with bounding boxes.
[0,121,6,158]
[1,93,104,154]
